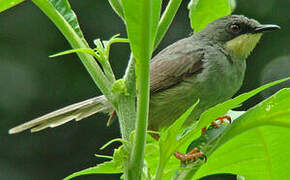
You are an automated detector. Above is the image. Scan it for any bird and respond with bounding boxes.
[9,15,280,134]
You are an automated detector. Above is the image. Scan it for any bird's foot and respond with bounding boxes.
[202,115,232,133]
[174,147,206,163]
[150,133,160,140]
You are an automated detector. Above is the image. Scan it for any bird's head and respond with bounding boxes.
[199,15,280,59]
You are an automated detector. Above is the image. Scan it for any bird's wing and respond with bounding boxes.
[150,38,205,94]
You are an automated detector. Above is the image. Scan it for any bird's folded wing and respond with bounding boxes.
[150,40,205,94]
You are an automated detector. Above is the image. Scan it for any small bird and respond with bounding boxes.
[9,15,280,134]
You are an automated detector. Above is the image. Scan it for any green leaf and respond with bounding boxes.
[175,88,290,179]
[121,0,162,61]
[173,124,229,180]
[196,125,290,179]
[144,133,180,179]
[49,48,97,58]
[94,154,113,160]
[154,100,200,180]
[172,89,290,180]
[194,77,290,138]
[48,0,85,41]
[0,0,24,13]
[154,0,183,49]
[64,161,122,180]
[64,145,127,179]
[188,0,232,32]
[170,78,289,179]
[108,0,124,19]
[32,0,112,98]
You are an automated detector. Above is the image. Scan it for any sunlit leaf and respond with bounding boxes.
[173,88,290,179]
[0,0,24,13]
[188,0,232,32]
[121,0,162,61]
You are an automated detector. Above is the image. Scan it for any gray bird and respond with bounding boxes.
[9,15,280,134]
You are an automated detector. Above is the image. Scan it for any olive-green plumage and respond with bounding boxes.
[9,15,280,134]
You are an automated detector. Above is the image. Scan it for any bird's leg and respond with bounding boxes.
[202,115,232,133]
[174,147,206,163]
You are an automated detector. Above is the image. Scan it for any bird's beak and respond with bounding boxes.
[254,24,281,33]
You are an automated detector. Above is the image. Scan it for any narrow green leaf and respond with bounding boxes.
[155,100,200,180]
[99,138,125,150]
[0,0,24,13]
[160,99,200,144]
[108,0,124,19]
[154,0,183,49]
[94,154,113,159]
[64,161,122,180]
[188,0,232,32]
[64,145,127,179]
[195,77,290,136]
[49,48,97,58]
[48,0,85,41]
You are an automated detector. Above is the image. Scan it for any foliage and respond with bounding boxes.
[2,0,290,180]
[0,0,24,13]
[64,145,127,179]
[188,0,232,32]
[68,79,290,179]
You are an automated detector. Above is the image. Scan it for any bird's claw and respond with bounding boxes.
[202,115,232,133]
[174,147,207,163]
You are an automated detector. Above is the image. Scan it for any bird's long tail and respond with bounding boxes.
[9,95,112,134]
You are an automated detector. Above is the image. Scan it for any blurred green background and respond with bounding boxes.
[0,0,289,179]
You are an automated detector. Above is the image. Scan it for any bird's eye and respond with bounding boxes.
[230,24,240,33]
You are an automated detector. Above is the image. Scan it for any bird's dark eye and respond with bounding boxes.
[230,24,240,33]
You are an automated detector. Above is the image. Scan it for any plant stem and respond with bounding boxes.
[116,54,136,140]
[31,0,113,100]
[154,0,182,49]
[127,0,152,179]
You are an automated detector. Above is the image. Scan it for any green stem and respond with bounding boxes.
[154,0,182,49]
[115,54,136,180]
[102,60,116,84]
[127,0,152,179]
[31,0,112,100]
[114,54,136,141]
